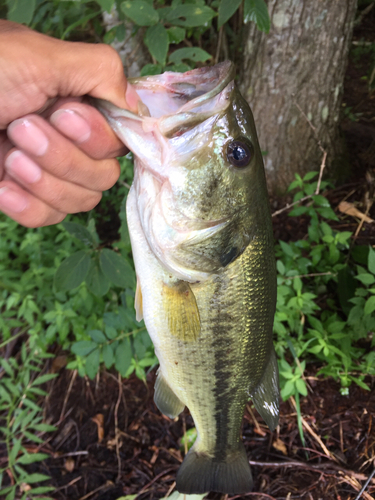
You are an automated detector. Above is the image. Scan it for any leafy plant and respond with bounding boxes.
[0,343,57,500]
[5,0,271,74]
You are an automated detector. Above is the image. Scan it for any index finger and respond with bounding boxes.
[47,99,128,159]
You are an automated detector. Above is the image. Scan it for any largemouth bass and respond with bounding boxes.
[96,61,279,495]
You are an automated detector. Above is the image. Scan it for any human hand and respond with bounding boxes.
[0,20,139,227]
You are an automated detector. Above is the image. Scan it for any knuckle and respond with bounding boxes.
[99,159,121,190]
[79,192,102,213]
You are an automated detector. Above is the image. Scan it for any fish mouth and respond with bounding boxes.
[129,61,235,118]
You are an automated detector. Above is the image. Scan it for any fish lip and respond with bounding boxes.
[129,61,235,105]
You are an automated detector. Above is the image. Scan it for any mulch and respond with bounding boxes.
[14,367,374,500]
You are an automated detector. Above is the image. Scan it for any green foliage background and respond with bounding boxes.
[1,1,375,498]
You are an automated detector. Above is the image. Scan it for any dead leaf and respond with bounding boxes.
[91,413,104,443]
[273,437,288,456]
[338,201,374,223]
[64,457,75,472]
[51,355,68,373]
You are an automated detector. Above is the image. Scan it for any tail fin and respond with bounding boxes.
[176,444,253,494]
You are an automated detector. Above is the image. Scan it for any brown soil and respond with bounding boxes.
[12,368,374,500]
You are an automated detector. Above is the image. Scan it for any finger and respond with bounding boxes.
[7,114,121,191]
[47,99,128,159]
[0,132,12,179]
[4,147,107,214]
[0,180,66,228]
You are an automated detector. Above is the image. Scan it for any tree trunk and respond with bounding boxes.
[239,0,357,195]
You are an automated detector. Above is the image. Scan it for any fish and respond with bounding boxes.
[95,61,279,495]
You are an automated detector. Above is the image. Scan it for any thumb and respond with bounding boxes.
[54,40,140,111]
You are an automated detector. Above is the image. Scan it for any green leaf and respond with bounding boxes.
[103,344,115,369]
[356,273,375,285]
[31,373,58,386]
[303,171,318,182]
[54,250,91,292]
[368,246,375,275]
[89,329,107,343]
[115,338,132,377]
[312,194,330,208]
[165,4,216,27]
[140,63,163,76]
[244,0,270,32]
[17,453,49,465]
[95,0,115,13]
[62,222,96,247]
[167,26,186,44]
[364,296,375,316]
[120,0,159,26]
[296,378,308,396]
[85,260,110,297]
[289,206,308,217]
[5,489,16,500]
[100,249,135,288]
[169,47,212,65]
[144,24,169,65]
[6,0,36,24]
[20,473,50,484]
[71,340,97,357]
[218,0,242,27]
[85,348,100,379]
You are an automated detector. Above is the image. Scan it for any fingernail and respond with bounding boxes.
[0,187,28,213]
[50,109,91,143]
[7,119,48,156]
[5,150,42,184]
[125,83,140,112]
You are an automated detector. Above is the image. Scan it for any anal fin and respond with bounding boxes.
[250,348,280,431]
[154,370,185,419]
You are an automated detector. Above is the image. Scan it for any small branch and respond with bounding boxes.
[59,369,77,424]
[353,467,375,500]
[215,26,224,64]
[115,372,123,482]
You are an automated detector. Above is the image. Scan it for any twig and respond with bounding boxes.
[59,369,77,424]
[272,147,327,218]
[115,372,123,482]
[354,1,375,27]
[248,460,375,482]
[229,493,277,500]
[215,26,224,64]
[78,481,111,500]
[164,481,176,498]
[137,467,178,494]
[289,397,339,463]
[354,467,375,500]
[54,475,82,492]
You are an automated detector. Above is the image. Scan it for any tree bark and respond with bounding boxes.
[239,0,358,195]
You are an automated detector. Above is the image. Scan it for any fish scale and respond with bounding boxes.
[94,61,280,495]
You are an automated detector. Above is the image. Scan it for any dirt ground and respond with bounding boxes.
[25,367,372,500]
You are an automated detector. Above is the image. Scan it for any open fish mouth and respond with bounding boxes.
[128,61,235,118]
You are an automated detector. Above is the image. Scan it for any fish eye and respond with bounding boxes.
[226,140,253,168]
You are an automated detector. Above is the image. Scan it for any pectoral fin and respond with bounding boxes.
[135,277,143,322]
[250,348,280,431]
[163,281,200,342]
[154,370,185,418]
